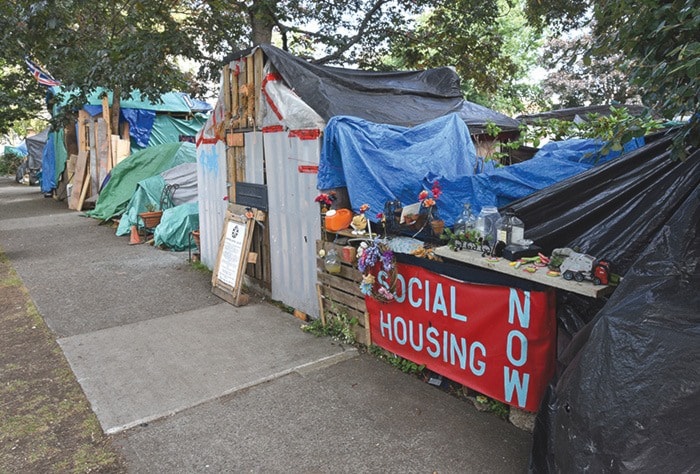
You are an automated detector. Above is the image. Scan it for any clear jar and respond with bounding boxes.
[476,206,501,244]
[454,203,477,236]
[496,208,525,245]
[324,248,342,274]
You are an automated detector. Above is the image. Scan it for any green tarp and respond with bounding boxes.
[86,142,196,221]
[54,87,196,113]
[133,114,208,150]
[154,203,200,251]
[115,175,166,236]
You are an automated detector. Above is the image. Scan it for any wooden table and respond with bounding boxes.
[433,245,615,299]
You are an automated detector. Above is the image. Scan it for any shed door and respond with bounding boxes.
[264,131,321,318]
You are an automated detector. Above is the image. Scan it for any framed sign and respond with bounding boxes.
[211,205,262,306]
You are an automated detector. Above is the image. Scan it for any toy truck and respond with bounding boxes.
[554,248,611,285]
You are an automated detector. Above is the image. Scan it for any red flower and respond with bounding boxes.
[314,193,333,206]
[431,180,442,199]
[359,203,370,213]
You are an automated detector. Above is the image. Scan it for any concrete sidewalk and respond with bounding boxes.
[0,177,532,472]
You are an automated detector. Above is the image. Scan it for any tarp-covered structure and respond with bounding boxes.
[319,114,643,226]
[51,87,210,150]
[504,132,700,472]
[87,142,196,221]
[40,88,209,194]
[115,162,199,251]
[87,142,199,251]
[198,44,523,319]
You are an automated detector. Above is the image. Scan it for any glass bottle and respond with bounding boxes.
[476,206,501,244]
[454,203,477,236]
[496,208,525,245]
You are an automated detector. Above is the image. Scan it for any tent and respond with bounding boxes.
[87,142,196,221]
[13,129,48,185]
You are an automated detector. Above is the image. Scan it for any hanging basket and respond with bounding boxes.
[139,210,163,228]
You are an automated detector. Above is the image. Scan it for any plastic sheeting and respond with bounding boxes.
[229,44,520,131]
[121,108,156,148]
[318,114,644,228]
[39,129,67,193]
[318,113,484,222]
[423,136,643,226]
[143,115,207,149]
[86,142,196,221]
[116,162,198,236]
[529,179,700,473]
[507,134,699,275]
[154,202,200,251]
[26,129,48,169]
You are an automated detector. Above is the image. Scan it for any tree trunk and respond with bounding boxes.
[249,1,275,45]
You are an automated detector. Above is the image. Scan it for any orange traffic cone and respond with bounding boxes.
[128,225,143,245]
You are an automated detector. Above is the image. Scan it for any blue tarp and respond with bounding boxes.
[40,133,55,193]
[319,113,644,227]
[319,113,491,220]
[5,142,27,156]
[424,137,644,226]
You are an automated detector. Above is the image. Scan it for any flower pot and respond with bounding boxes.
[430,219,445,236]
[192,230,201,250]
[139,210,163,228]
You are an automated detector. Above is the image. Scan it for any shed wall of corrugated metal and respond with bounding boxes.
[244,132,264,184]
[264,132,321,318]
[196,140,228,268]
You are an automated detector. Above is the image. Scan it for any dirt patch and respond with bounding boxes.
[0,252,126,473]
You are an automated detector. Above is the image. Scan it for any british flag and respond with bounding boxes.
[25,57,61,87]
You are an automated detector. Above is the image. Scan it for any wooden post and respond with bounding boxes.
[254,48,264,127]
[102,97,113,169]
[223,64,231,118]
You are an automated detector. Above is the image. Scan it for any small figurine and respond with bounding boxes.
[351,214,367,235]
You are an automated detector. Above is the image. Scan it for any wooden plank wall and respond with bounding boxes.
[226,49,271,291]
[315,240,371,347]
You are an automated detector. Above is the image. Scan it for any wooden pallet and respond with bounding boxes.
[315,240,371,346]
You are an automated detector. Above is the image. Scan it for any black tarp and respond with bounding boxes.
[510,132,700,472]
[225,44,520,132]
[25,128,49,170]
[507,132,700,276]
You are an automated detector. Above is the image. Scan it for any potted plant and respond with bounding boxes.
[139,203,163,228]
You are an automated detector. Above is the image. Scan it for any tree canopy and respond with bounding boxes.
[0,0,697,155]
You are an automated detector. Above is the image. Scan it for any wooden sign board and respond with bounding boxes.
[211,204,264,306]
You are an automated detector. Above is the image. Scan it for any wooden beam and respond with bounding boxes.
[246,55,255,128]
[77,110,89,153]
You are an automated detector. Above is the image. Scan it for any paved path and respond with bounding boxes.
[0,177,531,473]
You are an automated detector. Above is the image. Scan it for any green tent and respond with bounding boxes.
[86,142,196,221]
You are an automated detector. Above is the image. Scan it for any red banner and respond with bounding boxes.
[367,262,556,412]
